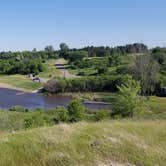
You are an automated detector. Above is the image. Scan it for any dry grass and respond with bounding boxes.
[0,120,165,166]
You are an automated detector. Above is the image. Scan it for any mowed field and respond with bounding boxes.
[0,74,41,91]
[0,59,61,91]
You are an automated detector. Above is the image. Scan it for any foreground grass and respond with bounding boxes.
[0,74,41,91]
[0,120,165,166]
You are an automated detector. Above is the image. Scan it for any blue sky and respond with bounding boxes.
[0,0,165,51]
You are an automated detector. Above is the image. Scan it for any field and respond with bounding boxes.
[0,59,61,91]
[39,59,61,78]
[0,120,165,166]
[0,74,41,91]
[69,55,135,76]
[144,96,166,119]
[0,55,165,166]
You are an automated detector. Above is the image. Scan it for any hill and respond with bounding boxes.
[0,120,165,166]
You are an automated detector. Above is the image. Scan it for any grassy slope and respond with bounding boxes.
[143,96,166,119]
[0,121,165,166]
[69,54,135,76]
[0,60,60,91]
[0,74,41,91]
[39,59,61,78]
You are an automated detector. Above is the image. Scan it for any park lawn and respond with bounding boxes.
[39,59,61,78]
[0,74,41,91]
[0,120,165,166]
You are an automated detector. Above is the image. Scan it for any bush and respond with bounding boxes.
[53,107,69,123]
[67,100,85,122]
[112,79,144,118]
[96,66,108,74]
[44,75,132,93]
[9,106,29,112]
[24,112,47,129]
[116,65,132,74]
[94,110,111,121]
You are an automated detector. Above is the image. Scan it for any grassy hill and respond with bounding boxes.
[0,120,165,166]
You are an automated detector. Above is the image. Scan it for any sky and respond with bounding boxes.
[0,0,166,51]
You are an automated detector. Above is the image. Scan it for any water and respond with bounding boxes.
[0,88,112,110]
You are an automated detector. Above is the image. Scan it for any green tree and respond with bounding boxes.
[45,45,54,52]
[67,100,85,122]
[68,51,88,63]
[59,43,69,59]
[96,65,108,74]
[112,79,144,118]
[60,43,69,51]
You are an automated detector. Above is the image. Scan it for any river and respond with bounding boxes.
[0,88,112,110]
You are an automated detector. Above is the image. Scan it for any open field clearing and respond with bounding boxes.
[0,74,41,91]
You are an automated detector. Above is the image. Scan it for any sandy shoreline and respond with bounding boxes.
[0,83,32,93]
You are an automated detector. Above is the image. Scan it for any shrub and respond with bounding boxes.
[44,75,132,93]
[9,106,29,112]
[24,112,47,129]
[116,65,132,74]
[53,107,69,123]
[112,79,144,118]
[95,110,111,121]
[67,100,85,122]
[96,65,108,74]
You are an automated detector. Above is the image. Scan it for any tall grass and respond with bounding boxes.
[0,120,165,166]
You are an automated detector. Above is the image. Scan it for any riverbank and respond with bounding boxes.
[0,82,31,93]
[0,74,42,92]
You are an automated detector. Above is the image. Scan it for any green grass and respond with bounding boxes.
[63,92,166,119]
[69,68,97,76]
[0,120,165,166]
[0,111,28,134]
[143,96,166,119]
[0,74,41,91]
[39,59,61,78]
[120,54,135,65]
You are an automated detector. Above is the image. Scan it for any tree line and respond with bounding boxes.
[44,75,131,93]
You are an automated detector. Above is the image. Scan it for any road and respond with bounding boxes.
[55,59,79,79]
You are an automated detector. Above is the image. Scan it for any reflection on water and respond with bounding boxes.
[0,88,71,109]
[0,88,112,110]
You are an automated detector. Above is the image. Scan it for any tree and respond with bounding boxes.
[68,51,88,63]
[96,65,108,74]
[108,54,121,66]
[45,45,54,52]
[32,48,37,52]
[60,43,69,51]
[112,79,144,118]
[133,54,160,95]
[59,43,69,58]
[67,100,85,122]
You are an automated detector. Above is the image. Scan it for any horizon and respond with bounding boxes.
[0,42,161,52]
[0,0,166,51]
